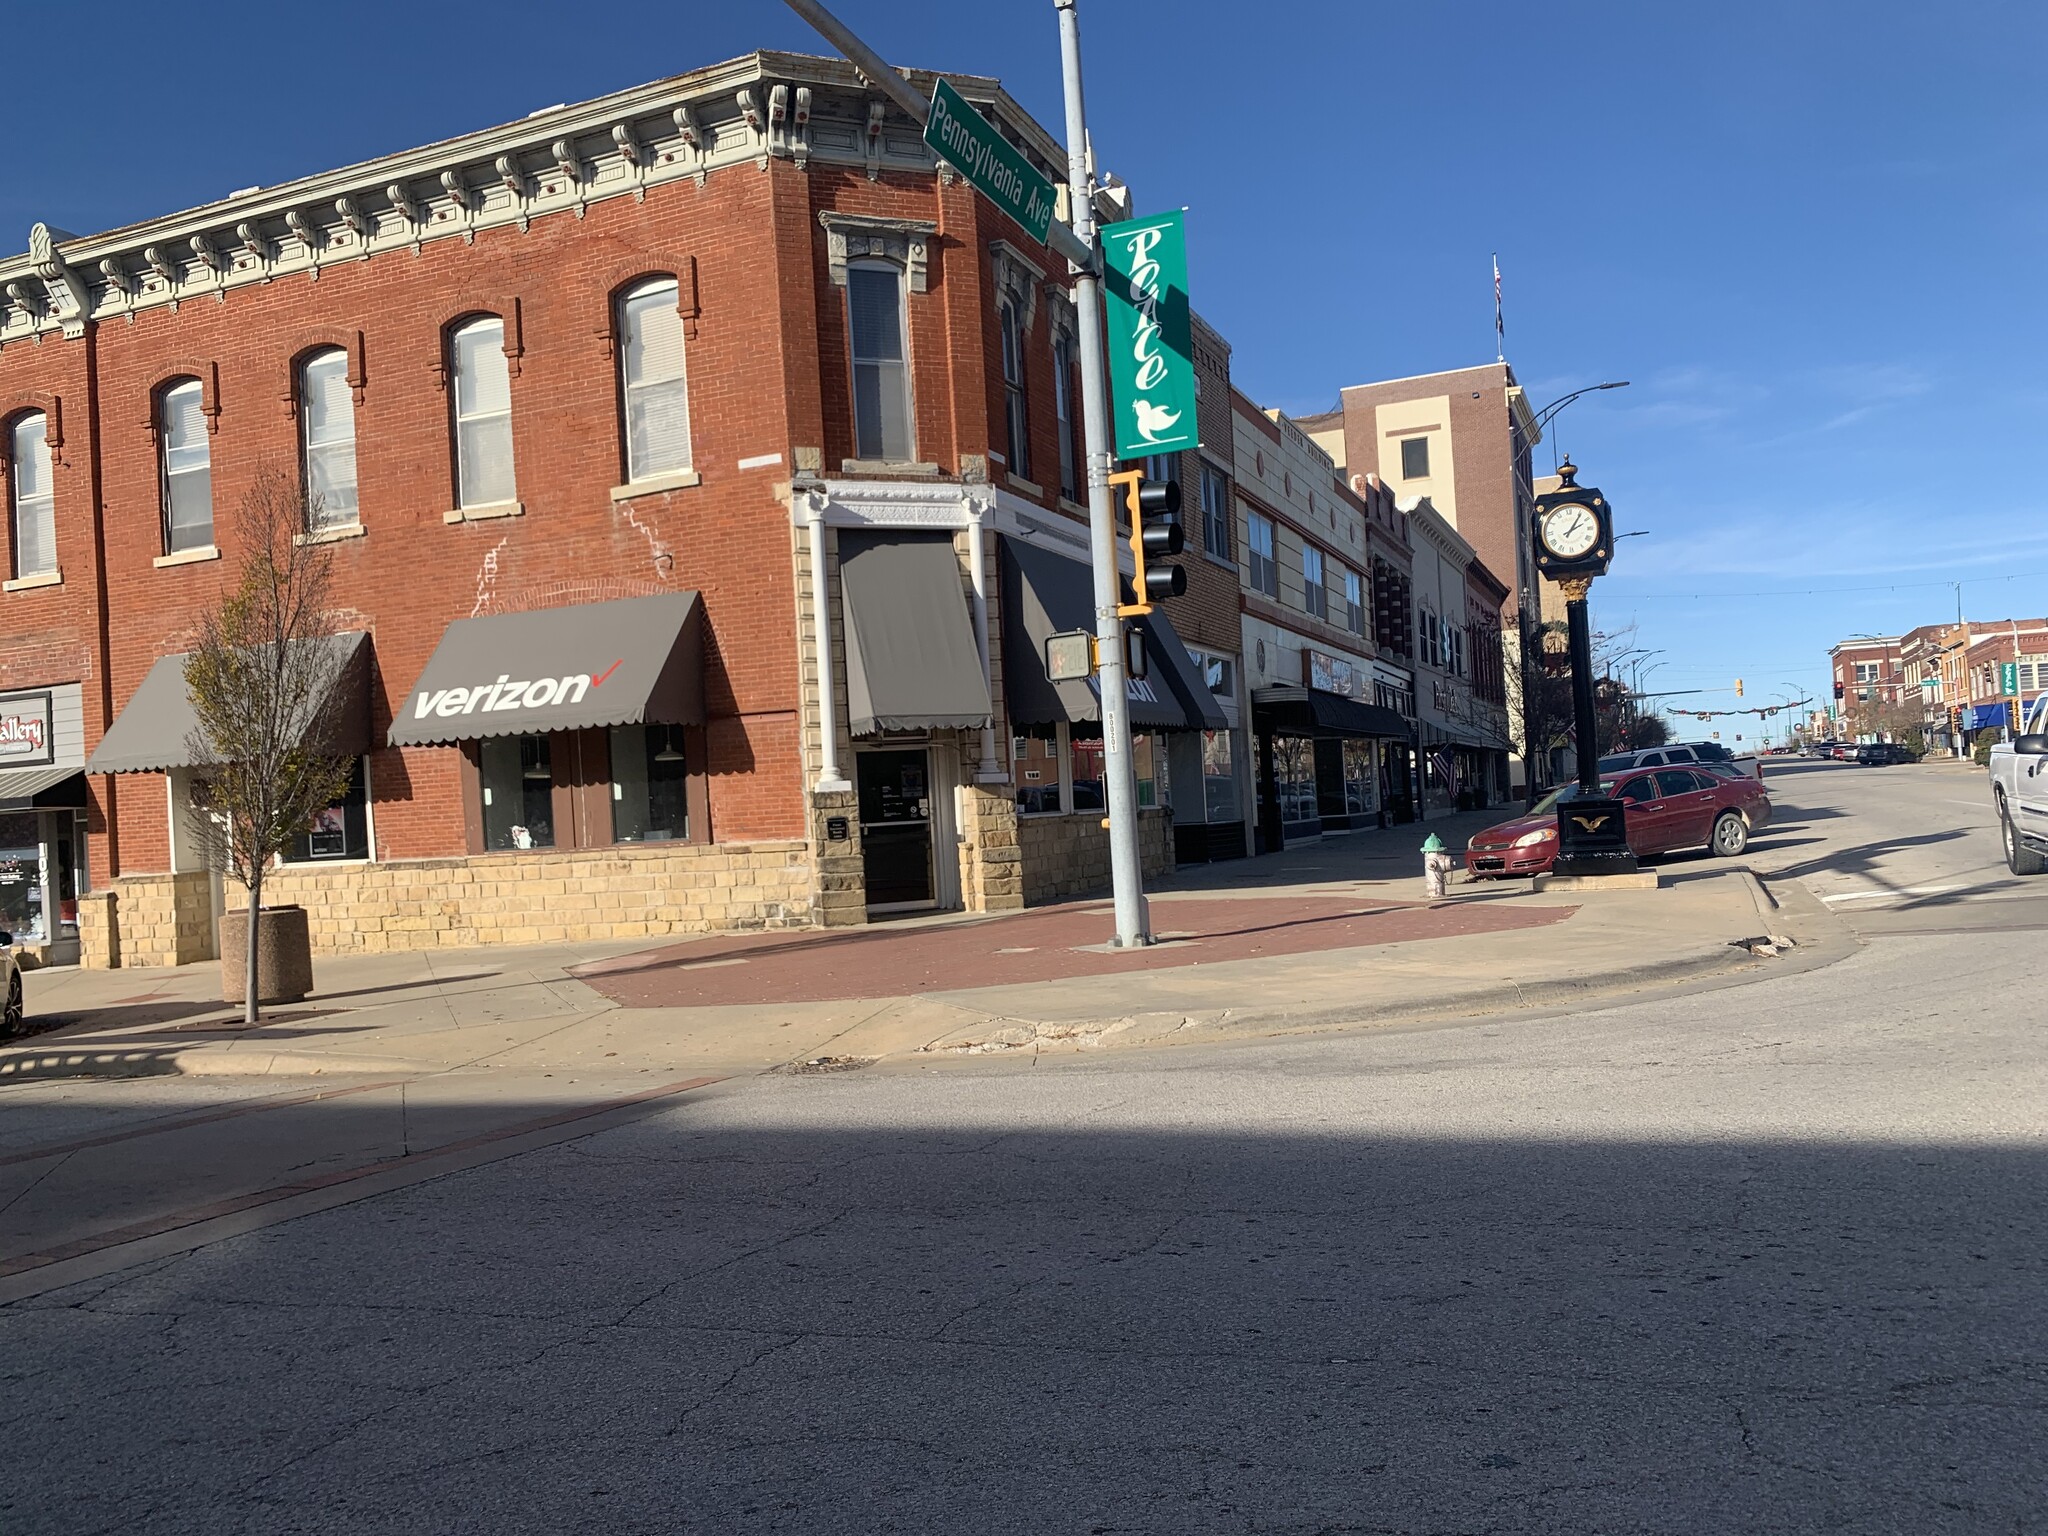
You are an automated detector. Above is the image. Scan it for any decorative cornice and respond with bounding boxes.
[0,52,1065,347]
[817,212,935,293]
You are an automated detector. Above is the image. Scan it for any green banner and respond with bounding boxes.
[1102,211,1198,460]
[924,79,1058,244]
[2002,661,2020,695]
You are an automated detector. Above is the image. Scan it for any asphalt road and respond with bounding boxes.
[4,758,2042,1534]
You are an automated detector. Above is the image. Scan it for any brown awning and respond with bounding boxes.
[388,593,702,747]
[87,632,372,774]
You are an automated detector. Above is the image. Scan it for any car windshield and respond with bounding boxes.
[1529,780,1619,816]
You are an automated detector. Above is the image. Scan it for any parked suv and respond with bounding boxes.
[1598,740,1762,781]
[1854,742,1919,766]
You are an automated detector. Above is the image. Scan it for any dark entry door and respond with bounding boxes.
[857,748,935,908]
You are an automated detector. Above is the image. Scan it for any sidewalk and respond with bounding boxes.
[0,807,1832,1082]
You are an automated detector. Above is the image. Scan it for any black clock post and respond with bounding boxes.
[1532,461,1639,878]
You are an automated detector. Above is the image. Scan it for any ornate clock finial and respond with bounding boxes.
[1556,458,1578,487]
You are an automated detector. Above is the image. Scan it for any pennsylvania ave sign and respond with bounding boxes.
[924,79,1058,245]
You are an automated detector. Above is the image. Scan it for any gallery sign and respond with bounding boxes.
[0,690,55,767]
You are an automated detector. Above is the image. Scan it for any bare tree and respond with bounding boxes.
[183,465,354,1024]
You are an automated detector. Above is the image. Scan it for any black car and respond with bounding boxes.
[1854,742,1918,766]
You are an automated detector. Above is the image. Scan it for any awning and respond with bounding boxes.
[999,537,1188,730]
[389,593,702,747]
[1252,685,1411,739]
[0,767,87,810]
[837,530,992,736]
[1134,610,1228,731]
[88,632,372,774]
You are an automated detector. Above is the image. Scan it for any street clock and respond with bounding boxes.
[1532,461,1615,581]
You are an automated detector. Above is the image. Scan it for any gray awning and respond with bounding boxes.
[838,531,992,737]
[388,593,702,748]
[999,538,1187,730]
[88,632,372,774]
[0,767,87,810]
[1134,610,1228,731]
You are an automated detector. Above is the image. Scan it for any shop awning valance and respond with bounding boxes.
[388,593,703,748]
[87,632,372,775]
[999,537,1198,731]
[0,767,87,810]
[837,530,992,737]
[1252,685,1411,740]
[1133,610,1228,732]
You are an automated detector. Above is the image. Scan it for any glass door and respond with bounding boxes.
[857,748,935,910]
[0,812,44,944]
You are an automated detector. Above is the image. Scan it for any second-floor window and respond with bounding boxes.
[1401,435,1430,479]
[619,277,692,482]
[848,261,912,462]
[1201,463,1230,558]
[1053,336,1079,502]
[159,378,213,553]
[999,299,1030,482]
[452,317,515,508]
[1420,604,1440,667]
[1343,568,1366,637]
[9,412,55,580]
[299,349,359,531]
[1248,511,1277,597]
[1302,545,1328,621]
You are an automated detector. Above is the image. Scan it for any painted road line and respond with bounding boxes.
[1820,885,1966,904]
[0,1075,724,1304]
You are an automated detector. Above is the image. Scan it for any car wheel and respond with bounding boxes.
[1711,811,1750,857]
[3,972,20,1036]
[2001,796,2045,877]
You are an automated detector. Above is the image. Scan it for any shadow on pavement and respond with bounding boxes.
[0,1097,2039,1532]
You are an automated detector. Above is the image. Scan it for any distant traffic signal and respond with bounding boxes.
[1734,678,1744,697]
[1834,683,1845,701]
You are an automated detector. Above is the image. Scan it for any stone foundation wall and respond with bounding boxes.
[1017,807,1173,906]
[956,785,1024,913]
[83,872,217,968]
[91,841,812,964]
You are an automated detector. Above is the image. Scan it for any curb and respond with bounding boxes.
[0,1043,421,1084]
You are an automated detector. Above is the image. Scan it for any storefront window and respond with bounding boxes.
[1014,723,1062,814]
[1070,735,1106,811]
[1134,733,1163,809]
[610,723,690,842]
[1273,736,1318,826]
[1203,730,1238,822]
[288,759,370,862]
[0,812,44,943]
[1343,739,1378,818]
[481,735,554,850]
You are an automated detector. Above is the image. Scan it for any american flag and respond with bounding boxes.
[1492,254,1504,360]
[1431,748,1461,795]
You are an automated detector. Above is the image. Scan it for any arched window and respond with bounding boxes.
[998,297,1029,482]
[298,348,359,530]
[617,277,692,482]
[450,316,514,509]
[846,259,912,462]
[158,378,213,553]
[8,412,55,580]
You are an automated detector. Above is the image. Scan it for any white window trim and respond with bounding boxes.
[451,315,516,511]
[618,276,695,484]
[845,257,917,468]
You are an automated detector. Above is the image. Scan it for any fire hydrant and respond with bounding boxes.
[1421,833,1454,901]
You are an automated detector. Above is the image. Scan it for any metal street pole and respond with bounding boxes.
[1054,0,1148,946]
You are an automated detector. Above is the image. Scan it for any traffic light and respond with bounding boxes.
[1833,683,1845,701]
[1110,470,1185,613]
[1734,678,1744,697]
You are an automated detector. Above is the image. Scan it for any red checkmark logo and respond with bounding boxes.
[591,660,623,688]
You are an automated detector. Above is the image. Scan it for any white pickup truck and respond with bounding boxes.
[1990,698,2048,876]
[1599,740,1764,782]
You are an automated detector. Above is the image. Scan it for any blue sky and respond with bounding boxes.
[7,1,2041,736]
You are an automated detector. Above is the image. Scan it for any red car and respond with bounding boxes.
[1465,765,1773,879]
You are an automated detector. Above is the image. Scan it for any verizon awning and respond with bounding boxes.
[87,632,372,774]
[1252,685,1411,740]
[388,593,702,748]
[999,538,1189,730]
[837,530,991,736]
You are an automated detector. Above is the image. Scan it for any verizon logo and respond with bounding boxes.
[411,660,622,721]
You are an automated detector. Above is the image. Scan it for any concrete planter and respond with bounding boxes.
[218,905,314,1005]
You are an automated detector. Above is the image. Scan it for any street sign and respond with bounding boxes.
[2001,661,2020,695]
[924,79,1058,244]
[1102,210,1198,459]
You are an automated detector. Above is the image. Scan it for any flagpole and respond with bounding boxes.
[1493,253,1504,363]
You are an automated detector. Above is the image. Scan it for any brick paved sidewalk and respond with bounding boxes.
[572,892,1574,1009]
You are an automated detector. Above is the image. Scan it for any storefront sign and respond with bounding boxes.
[406,664,621,724]
[1102,211,1197,458]
[1304,650,1362,699]
[0,691,54,767]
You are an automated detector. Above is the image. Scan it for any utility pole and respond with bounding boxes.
[780,0,1150,946]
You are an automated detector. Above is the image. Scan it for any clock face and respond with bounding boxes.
[1541,502,1601,560]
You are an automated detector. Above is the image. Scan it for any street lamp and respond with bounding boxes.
[1532,381,1631,437]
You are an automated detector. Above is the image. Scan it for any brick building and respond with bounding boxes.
[0,50,1225,966]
